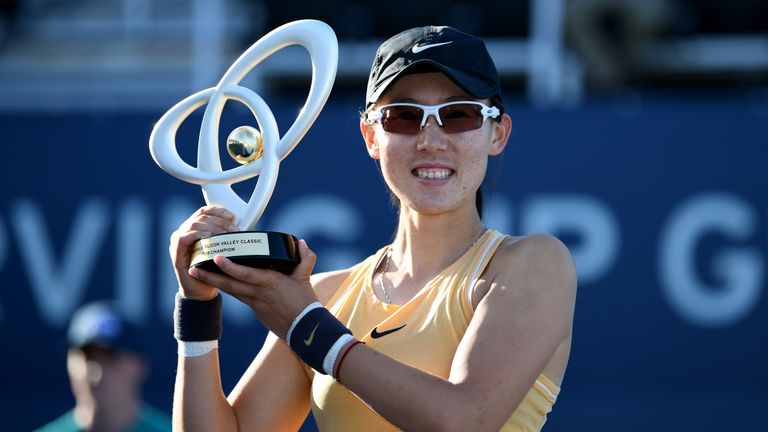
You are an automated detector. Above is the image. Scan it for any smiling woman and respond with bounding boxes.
[361,72,507,220]
[169,25,576,432]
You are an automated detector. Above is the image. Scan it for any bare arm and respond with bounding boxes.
[170,206,345,431]
[169,206,237,431]
[173,348,238,431]
[196,233,576,432]
[226,269,353,430]
[335,234,576,431]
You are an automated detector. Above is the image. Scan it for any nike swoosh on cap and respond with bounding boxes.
[411,41,453,54]
[370,324,407,339]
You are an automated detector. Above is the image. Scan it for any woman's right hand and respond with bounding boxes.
[169,205,238,300]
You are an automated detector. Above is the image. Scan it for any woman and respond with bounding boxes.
[170,26,576,432]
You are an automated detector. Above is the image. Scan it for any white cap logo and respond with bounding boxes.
[411,41,453,54]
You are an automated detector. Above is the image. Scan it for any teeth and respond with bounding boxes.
[413,168,452,179]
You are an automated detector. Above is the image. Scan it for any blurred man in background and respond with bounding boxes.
[35,301,171,432]
[566,0,672,88]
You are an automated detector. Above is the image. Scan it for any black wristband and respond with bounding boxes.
[174,293,223,341]
[288,307,351,374]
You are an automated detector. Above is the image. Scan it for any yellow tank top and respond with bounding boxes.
[311,230,560,431]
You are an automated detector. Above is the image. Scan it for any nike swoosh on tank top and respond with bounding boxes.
[310,230,560,431]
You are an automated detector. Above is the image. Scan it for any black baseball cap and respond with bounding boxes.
[67,301,140,353]
[366,25,503,110]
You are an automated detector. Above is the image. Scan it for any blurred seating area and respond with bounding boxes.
[0,0,765,111]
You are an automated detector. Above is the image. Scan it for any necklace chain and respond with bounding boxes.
[378,250,394,304]
[377,225,488,304]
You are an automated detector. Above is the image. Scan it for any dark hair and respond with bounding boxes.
[475,188,484,218]
[490,95,505,116]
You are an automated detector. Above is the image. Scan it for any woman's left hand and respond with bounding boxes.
[187,239,319,340]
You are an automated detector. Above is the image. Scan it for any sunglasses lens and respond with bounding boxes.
[439,103,484,133]
[380,106,423,134]
[376,103,489,134]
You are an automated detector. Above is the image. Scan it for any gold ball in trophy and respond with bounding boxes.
[226,126,263,164]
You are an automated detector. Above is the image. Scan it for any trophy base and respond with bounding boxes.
[190,231,300,275]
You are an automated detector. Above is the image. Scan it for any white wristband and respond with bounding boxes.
[286,302,322,344]
[178,340,218,357]
[323,333,356,376]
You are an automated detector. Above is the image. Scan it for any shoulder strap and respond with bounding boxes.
[459,230,506,315]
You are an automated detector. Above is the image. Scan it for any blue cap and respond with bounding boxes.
[67,302,140,353]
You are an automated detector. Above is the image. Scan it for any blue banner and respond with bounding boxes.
[1,92,766,431]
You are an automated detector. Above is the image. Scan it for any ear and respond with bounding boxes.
[360,119,380,159]
[488,113,512,156]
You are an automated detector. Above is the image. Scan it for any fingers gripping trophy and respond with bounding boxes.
[149,20,337,274]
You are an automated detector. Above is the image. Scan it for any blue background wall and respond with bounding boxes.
[1,92,766,430]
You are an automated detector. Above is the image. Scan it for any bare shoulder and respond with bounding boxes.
[467,233,577,388]
[310,268,355,305]
[498,232,574,272]
[474,233,577,307]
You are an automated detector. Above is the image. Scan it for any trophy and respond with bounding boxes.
[149,20,338,274]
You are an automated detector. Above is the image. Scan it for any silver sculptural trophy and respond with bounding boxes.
[149,20,338,274]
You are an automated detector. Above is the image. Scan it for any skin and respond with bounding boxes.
[67,347,147,432]
[171,72,577,432]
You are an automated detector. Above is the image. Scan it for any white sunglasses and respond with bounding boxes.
[366,101,500,134]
